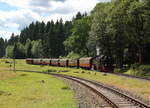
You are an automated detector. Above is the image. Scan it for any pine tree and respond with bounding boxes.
[0,38,5,58]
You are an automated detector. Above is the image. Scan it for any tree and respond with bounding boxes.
[13,42,25,59]
[5,45,14,58]
[73,12,83,21]
[109,0,133,68]
[127,0,150,64]
[54,19,66,57]
[89,3,111,57]
[31,40,42,58]
[13,43,17,59]
[8,33,19,45]
[46,20,55,58]
[0,38,5,58]
[25,39,32,58]
[64,17,91,56]
[26,42,32,58]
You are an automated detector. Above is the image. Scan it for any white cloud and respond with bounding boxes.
[0,0,30,8]
[41,13,74,23]
[4,23,19,29]
[0,9,42,30]
[0,0,110,39]
[0,30,20,39]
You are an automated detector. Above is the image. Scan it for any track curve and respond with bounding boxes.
[51,73,150,108]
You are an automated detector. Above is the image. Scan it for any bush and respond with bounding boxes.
[47,69,57,73]
[66,52,80,59]
[137,65,150,76]
[131,63,141,70]
[128,64,150,77]
[114,68,129,73]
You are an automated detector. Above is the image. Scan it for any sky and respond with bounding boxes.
[0,0,110,39]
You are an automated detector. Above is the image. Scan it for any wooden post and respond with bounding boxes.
[9,62,12,71]
[13,58,16,72]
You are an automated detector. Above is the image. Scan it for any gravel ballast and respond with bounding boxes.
[59,77,111,108]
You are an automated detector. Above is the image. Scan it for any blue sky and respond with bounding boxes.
[0,0,110,39]
[0,2,18,11]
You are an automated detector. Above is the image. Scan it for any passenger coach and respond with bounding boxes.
[26,55,114,72]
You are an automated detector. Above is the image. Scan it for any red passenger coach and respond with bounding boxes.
[79,57,93,69]
[59,59,68,67]
[51,59,59,66]
[68,59,79,67]
[26,58,33,64]
[41,59,51,65]
[33,59,41,65]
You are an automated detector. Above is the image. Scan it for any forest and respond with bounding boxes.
[0,0,150,68]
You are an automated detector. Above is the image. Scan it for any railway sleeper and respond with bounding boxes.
[51,74,150,108]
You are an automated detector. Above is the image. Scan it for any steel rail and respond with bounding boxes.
[51,73,120,108]
[50,73,150,108]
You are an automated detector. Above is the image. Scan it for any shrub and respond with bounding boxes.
[128,64,150,77]
[66,52,80,59]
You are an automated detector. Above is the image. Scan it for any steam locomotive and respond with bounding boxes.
[26,56,114,72]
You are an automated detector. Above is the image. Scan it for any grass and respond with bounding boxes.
[0,59,76,108]
[125,65,150,78]
[1,59,150,102]
[58,70,150,101]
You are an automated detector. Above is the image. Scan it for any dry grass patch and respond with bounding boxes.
[0,71,19,80]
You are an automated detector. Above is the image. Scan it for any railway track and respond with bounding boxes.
[51,73,150,108]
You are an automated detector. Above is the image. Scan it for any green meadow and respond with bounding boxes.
[0,59,150,105]
[0,59,76,108]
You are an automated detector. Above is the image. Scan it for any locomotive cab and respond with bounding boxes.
[100,56,114,72]
[92,56,114,72]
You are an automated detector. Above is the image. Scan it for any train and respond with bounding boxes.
[26,56,114,72]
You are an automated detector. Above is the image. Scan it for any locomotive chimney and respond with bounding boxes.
[96,44,100,56]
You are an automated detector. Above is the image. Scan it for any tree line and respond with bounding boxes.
[4,19,72,59]
[0,0,149,68]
